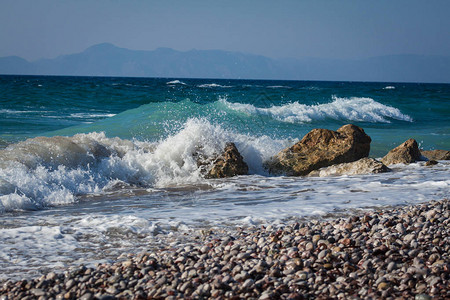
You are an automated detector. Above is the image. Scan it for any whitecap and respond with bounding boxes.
[197,83,232,88]
[0,109,43,114]
[266,85,292,89]
[70,113,116,119]
[221,96,413,123]
[166,80,187,85]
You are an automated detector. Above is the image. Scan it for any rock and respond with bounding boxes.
[381,139,421,165]
[421,149,450,161]
[415,294,432,300]
[425,160,438,166]
[206,143,249,178]
[80,293,94,300]
[46,272,57,281]
[308,157,390,177]
[65,279,75,290]
[265,124,371,176]
[31,288,45,296]
[377,282,389,290]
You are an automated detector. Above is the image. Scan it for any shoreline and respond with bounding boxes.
[1,199,448,299]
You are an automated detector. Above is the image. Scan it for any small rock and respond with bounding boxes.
[31,288,45,297]
[122,260,133,268]
[381,139,421,165]
[415,294,432,300]
[80,293,93,300]
[46,272,57,281]
[421,149,450,160]
[378,282,389,290]
[65,279,75,290]
[425,160,438,166]
[205,142,249,178]
[318,249,329,260]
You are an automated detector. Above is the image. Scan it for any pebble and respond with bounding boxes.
[0,199,448,299]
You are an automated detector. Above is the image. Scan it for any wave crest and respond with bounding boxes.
[222,96,413,123]
[166,80,187,85]
[198,83,232,88]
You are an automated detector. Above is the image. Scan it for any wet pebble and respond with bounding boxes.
[1,199,448,299]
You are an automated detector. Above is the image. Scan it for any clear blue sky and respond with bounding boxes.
[1,0,449,61]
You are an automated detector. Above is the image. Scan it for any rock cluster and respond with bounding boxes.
[1,200,448,299]
[201,126,449,178]
[266,124,371,176]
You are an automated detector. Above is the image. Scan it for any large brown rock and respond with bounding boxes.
[381,139,421,165]
[265,124,371,176]
[206,143,248,178]
[421,150,450,161]
[308,158,390,177]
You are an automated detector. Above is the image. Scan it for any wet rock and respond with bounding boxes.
[425,160,438,166]
[381,139,421,165]
[266,124,371,176]
[205,142,248,178]
[415,294,432,300]
[421,149,450,161]
[30,288,45,297]
[308,157,390,177]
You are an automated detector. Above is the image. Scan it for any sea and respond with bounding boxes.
[0,75,449,280]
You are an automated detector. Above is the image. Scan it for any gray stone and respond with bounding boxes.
[308,157,390,177]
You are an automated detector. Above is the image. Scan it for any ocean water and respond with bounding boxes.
[0,75,449,280]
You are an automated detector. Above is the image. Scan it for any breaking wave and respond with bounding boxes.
[0,119,289,213]
[221,96,413,123]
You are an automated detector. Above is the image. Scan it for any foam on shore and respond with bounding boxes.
[1,199,448,299]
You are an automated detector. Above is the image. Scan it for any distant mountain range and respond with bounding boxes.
[1,43,449,83]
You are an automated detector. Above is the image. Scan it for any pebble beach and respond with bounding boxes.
[1,199,448,300]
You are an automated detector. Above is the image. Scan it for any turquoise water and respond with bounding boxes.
[0,75,449,280]
[1,76,449,155]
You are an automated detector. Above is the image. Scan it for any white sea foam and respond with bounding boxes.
[166,80,187,85]
[70,113,116,119]
[384,86,396,90]
[0,119,289,213]
[0,109,43,114]
[197,83,232,88]
[1,160,448,280]
[267,85,292,89]
[300,86,322,91]
[221,96,413,123]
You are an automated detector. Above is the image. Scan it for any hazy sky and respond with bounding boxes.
[1,0,449,61]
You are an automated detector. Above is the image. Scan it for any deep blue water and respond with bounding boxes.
[1,75,449,155]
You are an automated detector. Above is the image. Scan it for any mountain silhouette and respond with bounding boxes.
[1,43,449,83]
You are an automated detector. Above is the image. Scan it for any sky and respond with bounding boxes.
[1,0,449,61]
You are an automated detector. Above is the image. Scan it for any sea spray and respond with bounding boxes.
[0,119,290,212]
